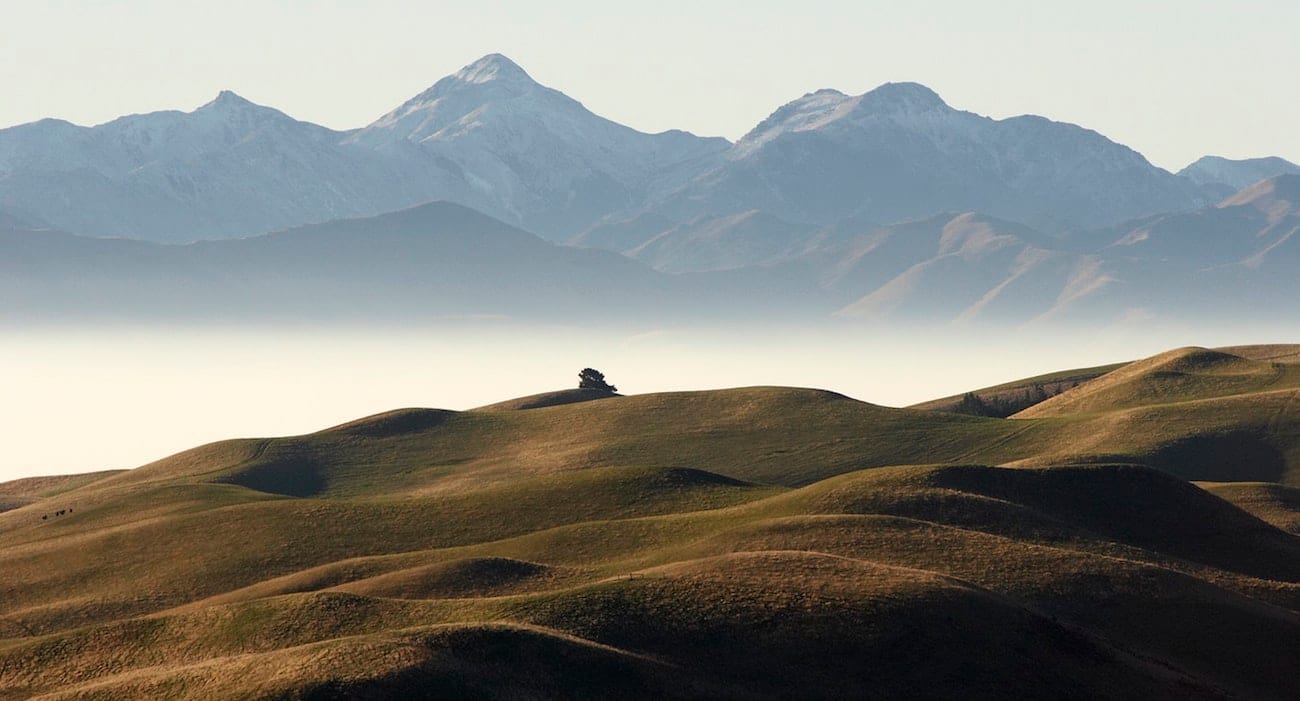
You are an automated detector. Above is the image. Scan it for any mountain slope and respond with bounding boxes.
[814,212,1114,322]
[0,93,468,241]
[649,83,1207,233]
[816,175,1300,324]
[623,210,811,273]
[350,54,728,239]
[1095,174,1300,266]
[0,201,735,323]
[1179,155,1300,193]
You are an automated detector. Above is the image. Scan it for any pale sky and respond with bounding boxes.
[2,0,1297,171]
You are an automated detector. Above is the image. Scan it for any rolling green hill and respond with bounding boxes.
[2,345,1299,698]
[1014,346,1300,418]
[908,361,1126,416]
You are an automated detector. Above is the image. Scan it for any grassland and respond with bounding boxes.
[1,345,1298,698]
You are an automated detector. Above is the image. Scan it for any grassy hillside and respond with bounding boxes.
[0,470,124,514]
[2,345,1299,698]
[909,361,1126,416]
[1015,346,1300,418]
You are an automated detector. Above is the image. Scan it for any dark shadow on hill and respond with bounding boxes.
[282,624,712,701]
[927,464,1300,581]
[348,557,559,599]
[517,553,1217,700]
[212,444,327,498]
[911,363,1121,417]
[938,383,1075,418]
[0,497,35,514]
[1142,430,1288,483]
[647,467,753,488]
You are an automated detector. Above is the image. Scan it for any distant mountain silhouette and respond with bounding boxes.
[828,176,1300,323]
[0,201,813,323]
[638,83,1207,235]
[0,54,1234,245]
[5,182,1298,327]
[1179,155,1300,196]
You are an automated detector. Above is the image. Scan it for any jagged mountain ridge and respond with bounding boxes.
[0,55,727,242]
[0,54,1255,245]
[0,92,471,241]
[348,54,729,238]
[637,82,1209,236]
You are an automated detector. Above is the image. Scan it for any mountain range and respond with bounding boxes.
[0,54,729,242]
[3,53,1299,327]
[6,174,1296,326]
[0,201,828,324]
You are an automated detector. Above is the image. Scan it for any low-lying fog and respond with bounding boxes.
[3,320,1294,481]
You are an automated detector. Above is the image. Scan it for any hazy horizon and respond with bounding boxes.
[4,1,1299,170]
[5,320,1296,482]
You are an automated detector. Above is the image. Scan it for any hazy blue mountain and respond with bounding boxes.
[0,55,725,243]
[349,54,729,238]
[0,54,1223,249]
[812,213,1109,323]
[1080,174,1300,266]
[0,93,471,241]
[4,54,1295,328]
[826,177,1300,324]
[573,210,812,273]
[5,188,1297,328]
[571,211,681,252]
[0,201,820,324]
[1178,155,1300,194]
[645,83,1208,235]
[0,208,43,230]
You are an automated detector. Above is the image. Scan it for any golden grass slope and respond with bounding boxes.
[989,345,1300,484]
[2,462,1296,699]
[908,361,1125,416]
[2,345,1299,698]
[1015,346,1300,418]
[0,471,123,514]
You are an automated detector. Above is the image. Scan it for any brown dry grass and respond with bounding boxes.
[2,344,1299,698]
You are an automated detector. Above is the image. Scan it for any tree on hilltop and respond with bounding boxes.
[578,368,617,393]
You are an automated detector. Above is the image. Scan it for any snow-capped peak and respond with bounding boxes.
[856,82,948,113]
[734,89,853,153]
[198,90,259,112]
[733,82,954,157]
[454,53,534,86]
[356,54,545,139]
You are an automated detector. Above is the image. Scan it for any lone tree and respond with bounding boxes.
[578,368,617,393]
